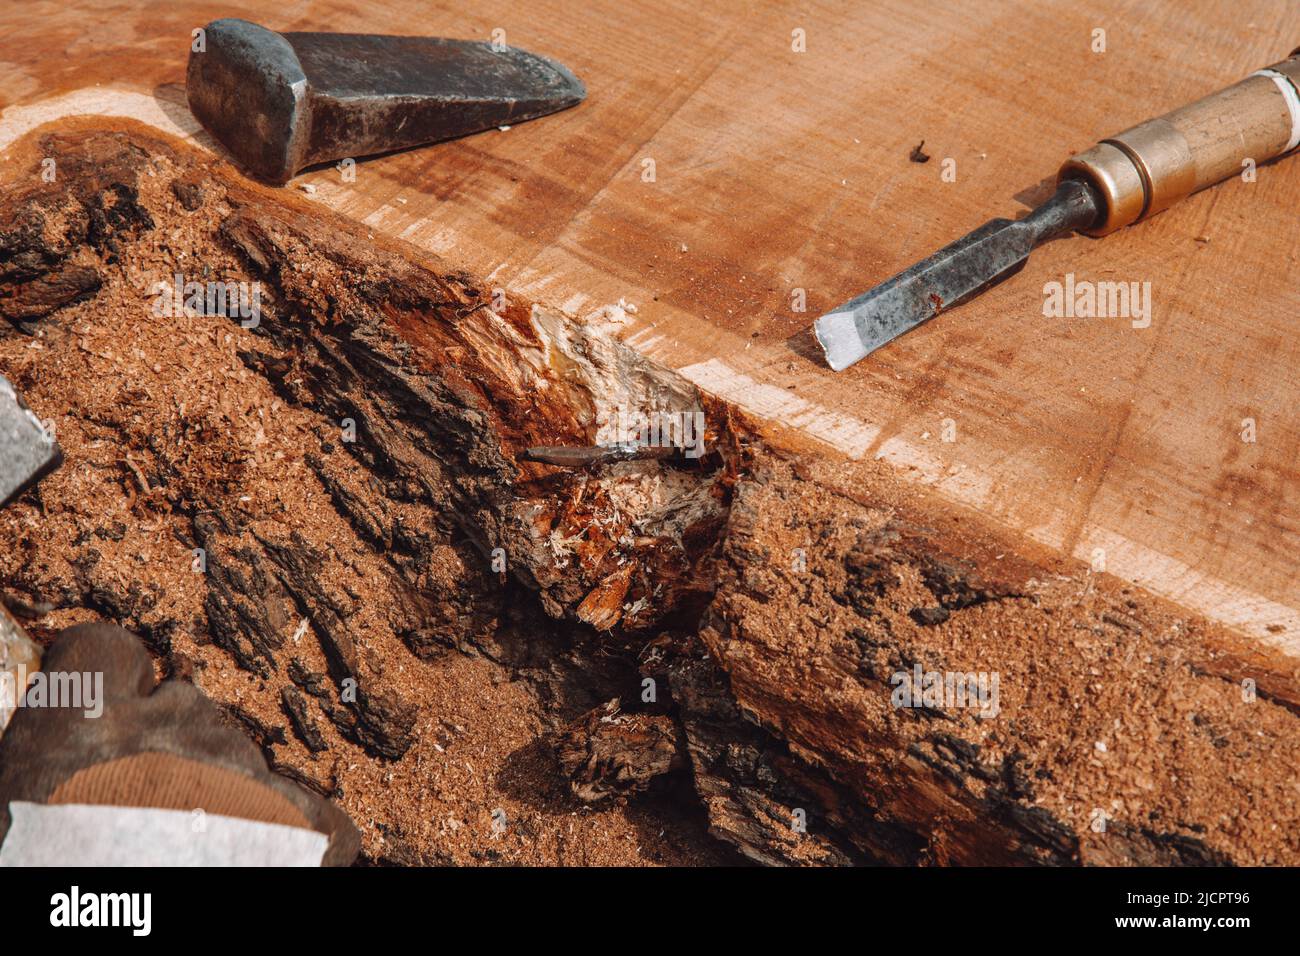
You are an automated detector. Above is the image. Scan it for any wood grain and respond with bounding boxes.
[2,0,1298,654]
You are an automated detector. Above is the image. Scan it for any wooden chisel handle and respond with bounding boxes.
[1061,48,1300,235]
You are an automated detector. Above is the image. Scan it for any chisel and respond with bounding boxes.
[814,49,1300,371]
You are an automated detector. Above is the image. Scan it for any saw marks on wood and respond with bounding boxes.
[1,0,1298,649]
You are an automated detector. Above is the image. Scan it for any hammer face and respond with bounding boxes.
[187,19,311,184]
[0,374,61,511]
[187,19,586,184]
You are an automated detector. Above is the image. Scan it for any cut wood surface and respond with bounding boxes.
[1,3,1297,660]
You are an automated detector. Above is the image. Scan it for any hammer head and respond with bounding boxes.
[187,19,586,184]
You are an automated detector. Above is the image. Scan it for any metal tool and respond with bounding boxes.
[815,49,1300,371]
[523,443,683,468]
[0,373,61,731]
[0,374,61,511]
[186,18,586,184]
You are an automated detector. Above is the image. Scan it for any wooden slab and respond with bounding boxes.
[2,0,1298,652]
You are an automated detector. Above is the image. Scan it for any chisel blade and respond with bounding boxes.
[814,179,1101,371]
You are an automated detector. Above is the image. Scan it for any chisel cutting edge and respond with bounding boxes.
[815,48,1300,372]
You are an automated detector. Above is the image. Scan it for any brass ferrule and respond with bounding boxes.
[1060,122,1200,236]
[1059,141,1147,236]
[1059,50,1300,237]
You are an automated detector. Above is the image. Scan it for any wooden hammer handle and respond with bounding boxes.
[1061,50,1300,235]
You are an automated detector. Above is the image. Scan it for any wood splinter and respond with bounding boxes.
[522,443,682,469]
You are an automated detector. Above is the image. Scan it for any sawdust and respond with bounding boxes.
[709,455,1300,864]
[0,141,728,866]
[5,123,1299,867]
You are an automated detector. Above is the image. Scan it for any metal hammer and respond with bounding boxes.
[186,18,586,184]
